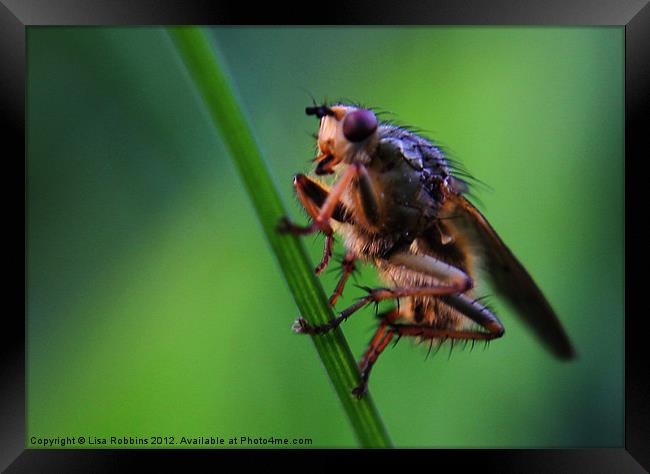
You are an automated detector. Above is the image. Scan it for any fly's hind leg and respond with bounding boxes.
[352,297,505,399]
[278,173,355,275]
[391,294,505,341]
[339,253,499,353]
[353,308,399,398]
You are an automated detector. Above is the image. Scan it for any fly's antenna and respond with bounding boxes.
[299,87,319,107]
[299,88,335,118]
[305,105,335,118]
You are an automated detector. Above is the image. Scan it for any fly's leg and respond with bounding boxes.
[353,322,393,399]
[328,252,357,306]
[294,252,472,335]
[441,293,505,337]
[279,172,356,274]
[280,161,375,274]
[354,298,505,399]
[392,294,505,340]
[354,163,381,227]
[278,163,358,237]
[353,309,400,398]
[348,252,474,306]
[387,253,473,292]
[292,252,358,333]
[316,235,334,276]
[292,291,369,335]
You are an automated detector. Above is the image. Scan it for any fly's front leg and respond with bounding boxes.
[279,163,358,237]
[278,167,357,274]
[315,234,334,276]
[328,252,357,306]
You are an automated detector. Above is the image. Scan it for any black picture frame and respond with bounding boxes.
[5,1,643,471]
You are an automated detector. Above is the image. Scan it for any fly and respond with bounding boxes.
[279,103,575,398]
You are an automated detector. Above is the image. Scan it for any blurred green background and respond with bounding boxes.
[26,27,623,448]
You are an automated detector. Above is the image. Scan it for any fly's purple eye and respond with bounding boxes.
[343,109,378,143]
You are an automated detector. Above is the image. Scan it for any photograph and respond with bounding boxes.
[25,25,623,450]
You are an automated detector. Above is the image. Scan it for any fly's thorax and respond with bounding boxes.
[353,131,443,234]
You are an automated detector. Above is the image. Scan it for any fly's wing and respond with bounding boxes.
[446,194,575,359]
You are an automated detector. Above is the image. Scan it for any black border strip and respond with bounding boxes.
[6,0,644,471]
[624,1,649,472]
[0,0,646,25]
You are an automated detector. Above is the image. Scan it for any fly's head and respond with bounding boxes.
[305,104,379,175]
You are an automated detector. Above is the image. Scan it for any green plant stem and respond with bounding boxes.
[168,26,391,448]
